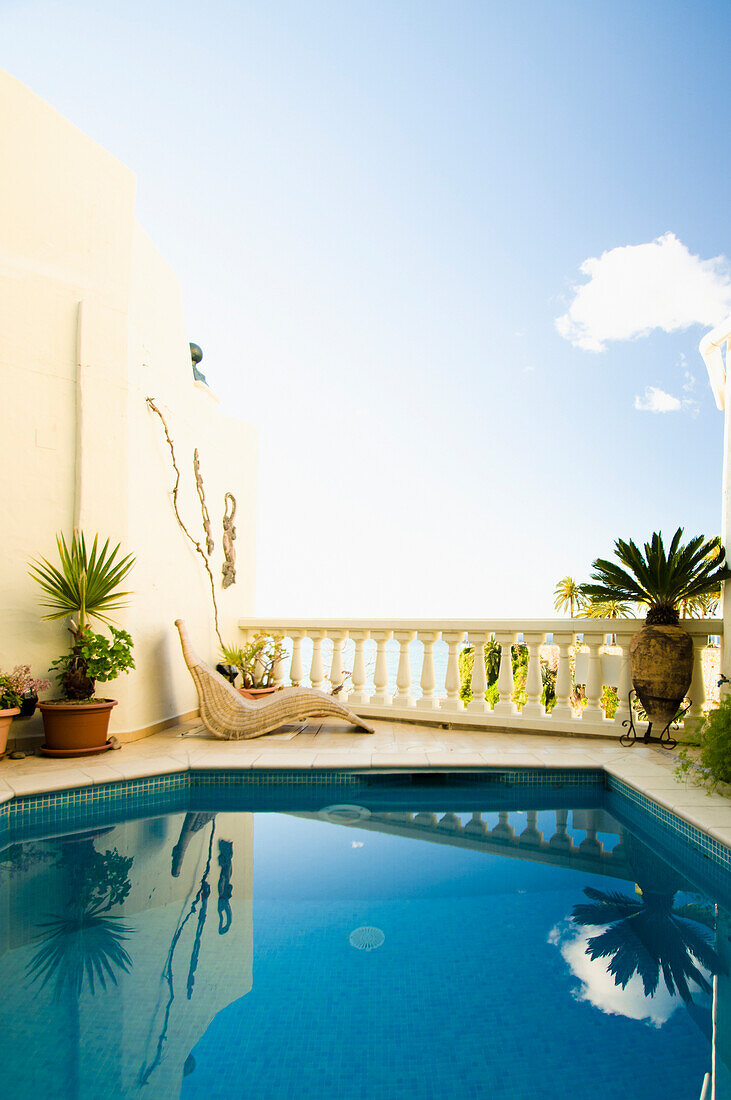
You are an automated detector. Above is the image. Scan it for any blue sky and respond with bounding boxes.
[4,0,731,616]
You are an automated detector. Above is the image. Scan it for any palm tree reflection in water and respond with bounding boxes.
[571,836,722,1004]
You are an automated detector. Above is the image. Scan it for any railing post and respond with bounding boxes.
[687,631,708,721]
[393,630,417,708]
[441,630,466,712]
[551,632,574,721]
[290,630,305,688]
[582,631,605,722]
[493,632,517,715]
[613,627,635,727]
[549,809,572,851]
[467,631,490,714]
[519,810,543,845]
[329,630,348,697]
[522,632,546,718]
[417,630,441,710]
[371,629,394,705]
[272,633,288,689]
[309,630,326,691]
[348,630,371,705]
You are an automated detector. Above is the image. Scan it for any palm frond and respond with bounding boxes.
[29,531,135,629]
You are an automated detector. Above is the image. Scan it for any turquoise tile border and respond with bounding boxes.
[606,773,731,870]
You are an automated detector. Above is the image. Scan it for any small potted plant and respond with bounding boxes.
[29,532,136,757]
[219,633,286,698]
[0,666,51,755]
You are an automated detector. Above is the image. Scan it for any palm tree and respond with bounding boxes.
[581,598,633,620]
[554,576,583,618]
[570,837,722,1003]
[580,529,730,625]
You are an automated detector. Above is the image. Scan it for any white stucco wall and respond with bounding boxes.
[0,69,256,740]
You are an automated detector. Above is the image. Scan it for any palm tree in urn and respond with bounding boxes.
[579,529,731,734]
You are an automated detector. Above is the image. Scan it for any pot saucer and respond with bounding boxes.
[39,740,114,758]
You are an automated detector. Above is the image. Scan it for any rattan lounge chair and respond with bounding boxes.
[175,619,375,739]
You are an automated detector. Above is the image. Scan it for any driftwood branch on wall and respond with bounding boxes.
[222,492,237,589]
[146,397,222,646]
[193,449,214,556]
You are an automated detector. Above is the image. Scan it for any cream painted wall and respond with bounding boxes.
[0,69,256,740]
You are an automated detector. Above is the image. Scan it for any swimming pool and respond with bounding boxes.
[1,769,729,1099]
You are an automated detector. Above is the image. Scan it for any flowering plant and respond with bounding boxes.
[0,665,51,710]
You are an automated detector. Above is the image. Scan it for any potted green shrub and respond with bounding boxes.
[29,532,136,757]
[581,528,729,736]
[0,666,51,755]
[220,633,286,698]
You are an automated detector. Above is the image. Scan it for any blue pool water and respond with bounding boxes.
[1,771,730,1099]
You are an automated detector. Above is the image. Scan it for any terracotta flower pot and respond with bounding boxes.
[38,699,117,757]
[629,624,693,730]
[237,686,279,700]
[0,708,20,756]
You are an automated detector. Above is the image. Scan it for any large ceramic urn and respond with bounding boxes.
[629,623,693,730]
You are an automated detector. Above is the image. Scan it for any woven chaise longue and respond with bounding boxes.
[175,619,375,739]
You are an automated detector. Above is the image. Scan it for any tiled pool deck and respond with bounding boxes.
[1,717,731,851]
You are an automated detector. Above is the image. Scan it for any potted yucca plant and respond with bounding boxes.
[581,529,729,735]
[29,532,136,756]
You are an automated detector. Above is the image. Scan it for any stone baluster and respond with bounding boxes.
[491,811,516,842]
[522,632,546,718]
[613,628,635,727]
[370,629,394,705]
[309,631,326,691]
[441,631,466,712]
[687,632,708,721]
[417,631,441,709]
[467,631,490,714]
[272,633,288,689]
[414,811,438,826]
[549,809,572,850]
[519,810,543,845]
[437,812,461,832]
[582,632,605,722]
[329,630,348,698]
[289,631,305,688]
[550,632,574,721]
[348,630,370,705]
[393,630,417,708]
[464,811,488,836]
[579,810,603,857]
[493,632,517,715]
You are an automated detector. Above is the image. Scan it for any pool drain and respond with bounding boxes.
[349,926,385,951]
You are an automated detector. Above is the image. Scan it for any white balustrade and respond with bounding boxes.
[441,630,465,712]
[522,632,545,719]
[236,617,722,740]
[393,630,416,707]
[493,631,517,715]
[371,629,394,705]
[417,630,441,710]
[467,631,490,714]
[329,630,348,697]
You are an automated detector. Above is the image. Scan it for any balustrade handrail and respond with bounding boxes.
[236,615,723,736]
[239,616,722,636]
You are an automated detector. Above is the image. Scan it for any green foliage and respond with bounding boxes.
[459,641,530,708]
[581,598,633,619]
[50,628,135,699]
[602,685,619,719]
[677,695,731,789]
[29,531,135,631]
[581,529,729,622]
[221,633,286,688]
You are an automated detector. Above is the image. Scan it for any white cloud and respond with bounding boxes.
[634,386,682,413]
[351,841,364,848]
[556,233,731,351]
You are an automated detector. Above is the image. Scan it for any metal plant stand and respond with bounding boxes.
[620,688,690,750]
